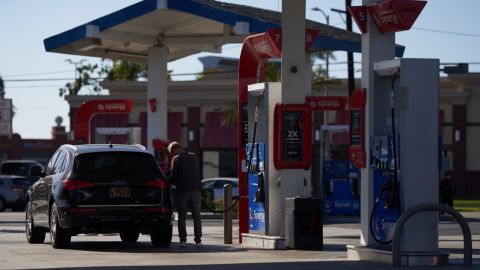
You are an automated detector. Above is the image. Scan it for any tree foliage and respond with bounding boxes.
[59,59,150,97]
[311,51,339,86]
[59,63,107,97]
[106,60,147,81]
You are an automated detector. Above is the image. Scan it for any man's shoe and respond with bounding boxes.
[180,242,187,248]
[195,242,203,248]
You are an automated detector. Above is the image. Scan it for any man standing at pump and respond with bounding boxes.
[167,141,203,247]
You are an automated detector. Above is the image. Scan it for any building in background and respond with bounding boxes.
[1,58,478,198]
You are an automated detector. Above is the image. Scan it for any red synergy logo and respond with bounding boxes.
[97,103,127,111]
[348,0,427,34]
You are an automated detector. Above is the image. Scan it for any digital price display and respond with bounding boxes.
[283,111,303,162]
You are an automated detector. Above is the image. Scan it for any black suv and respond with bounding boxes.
[26,144,172,249]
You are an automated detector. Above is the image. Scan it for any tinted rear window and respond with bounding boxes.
[73,152,162,178]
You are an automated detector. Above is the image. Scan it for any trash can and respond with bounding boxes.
[285,196,323,249]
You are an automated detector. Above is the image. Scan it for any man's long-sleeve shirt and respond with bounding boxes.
[169,152,201,193]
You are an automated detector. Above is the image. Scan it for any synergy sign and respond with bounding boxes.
[73,99,133,143]
[0,99,12,136]
[348,0,426,34]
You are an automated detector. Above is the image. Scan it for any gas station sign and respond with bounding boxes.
[0,99,12,136]
[349,0,426,34]
[348,6,368,34]
[306,96,347,111]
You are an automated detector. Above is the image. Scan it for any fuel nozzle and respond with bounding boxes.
[380,173,400,210]
[253,172,265,203]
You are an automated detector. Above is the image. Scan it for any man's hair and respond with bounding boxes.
[168,141,182,154]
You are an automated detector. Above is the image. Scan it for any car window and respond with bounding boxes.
[45,151,61,175]
[202,180,215,189]
[53,151,67,174]
[214,181,226,189]
[61,152,72,173]
[73,152,161,179]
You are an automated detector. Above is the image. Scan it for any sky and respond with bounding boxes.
[0,0,479,139]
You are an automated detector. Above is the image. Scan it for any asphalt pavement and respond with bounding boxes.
[0,211,478,270]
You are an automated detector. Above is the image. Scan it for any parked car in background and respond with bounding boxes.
[0,175,30,211]
[201,177,239,202]
[26,144,172,249]
[170,177,239,211]
[0,160,44,185]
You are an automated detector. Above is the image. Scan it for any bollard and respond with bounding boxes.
[223,184,233,244]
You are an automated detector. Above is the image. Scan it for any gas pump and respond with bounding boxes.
[369,134,400,244]
[246,142,266,233]
[321,125,360,216]
[245,82,312,237]
[350,58,439,250]
[94,127,141,145]
[152,139,171,172]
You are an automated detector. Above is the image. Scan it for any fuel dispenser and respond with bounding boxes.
[245,82,312,237]
[94,127,141,145]
[369,135,400,244]
[350,58,439,251]
[152,139,171,172]
[246,142,266,233]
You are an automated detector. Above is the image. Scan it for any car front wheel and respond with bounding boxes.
[50,203,71,249]
[25,201,46,244]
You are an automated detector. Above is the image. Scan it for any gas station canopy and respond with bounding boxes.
[44,0,404,61]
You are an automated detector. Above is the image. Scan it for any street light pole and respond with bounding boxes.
[331,1,355,96]
[311,7,330,80]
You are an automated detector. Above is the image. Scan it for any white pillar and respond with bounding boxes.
[360,0,395,246]
[275,0,306,236]
[304,54,312,197]
[281,0,306,104]
[147,46,168,152]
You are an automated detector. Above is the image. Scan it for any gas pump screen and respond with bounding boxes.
[283,111,303,162]
[351,111,361,146]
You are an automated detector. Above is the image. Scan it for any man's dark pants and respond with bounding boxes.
[176,191,202,243]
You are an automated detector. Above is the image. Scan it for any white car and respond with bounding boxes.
[201,177,238,201]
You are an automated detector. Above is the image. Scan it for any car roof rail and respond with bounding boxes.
[131,144,146,150]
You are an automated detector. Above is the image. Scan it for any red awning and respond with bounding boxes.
[203,111,237,149]
[167,112,183,141]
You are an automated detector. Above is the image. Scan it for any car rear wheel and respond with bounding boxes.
[25,201,46,244]
[120,232,139,243]
[0,197,6,212]
[50,203,71,249]
[150,221,172,247]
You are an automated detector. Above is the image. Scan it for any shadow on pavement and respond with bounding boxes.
[66,241,248,253]
[32,260,479,270]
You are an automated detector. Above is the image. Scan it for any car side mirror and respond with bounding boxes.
[29,166,45,177]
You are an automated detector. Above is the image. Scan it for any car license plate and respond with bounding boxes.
[110,187,130,198]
